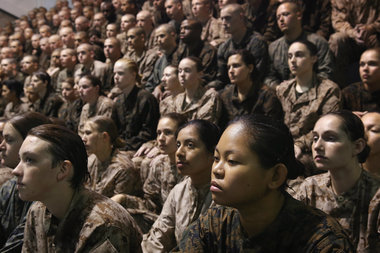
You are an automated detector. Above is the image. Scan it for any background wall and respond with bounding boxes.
[1,0,57,18]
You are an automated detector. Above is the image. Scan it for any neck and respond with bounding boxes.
[87,94,99,106]
[197,15,210,24]
[232,26,247,44]
[133,46,144,57]
[363,82,380,93]
[38,88,47,99]
[295,71,314,92]
[238,191,284,237]
[162,45,176,56]
[168,152,176,164]
[236,79,254,101]
[329,163,362,195]
[168,83,184,97]
[284,27,302,42]
[190,167,211,188]
[174,13,185,23]
[122,83,135,97]
[83,61,93,70]
[44,186,75,220]
[185,82,201,101]
[96,144,112,163]
[363,156,380,178]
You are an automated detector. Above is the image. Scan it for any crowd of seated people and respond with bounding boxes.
[0,0,379,252]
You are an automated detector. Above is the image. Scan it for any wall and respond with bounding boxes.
[1,0,57,18]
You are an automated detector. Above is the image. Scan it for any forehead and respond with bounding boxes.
[179,58,196,68]
[227,54,243,64]
[20,135,51,155]
[277,3,295,14]
[360,50,380,62]
[114,61,128,71]
[3,122,21,137]
[77,45,89,51]
[314,115,344,133]
[178,125,200,141]
[362,112,380,125]
[164,66,176,74]
[288,42,308,53]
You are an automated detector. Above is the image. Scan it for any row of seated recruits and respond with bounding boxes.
[0,33,379,252]
[0,110,379,252]
[0,0,379,252]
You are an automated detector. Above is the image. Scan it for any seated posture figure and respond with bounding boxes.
[361,111,380,178]
[82,116,141,198]
[142,120,220,252]
[276,40,341,175]
[177,115,354,252]
[293,111,380,252]
[342,48,380,112]
[13,124,143,252]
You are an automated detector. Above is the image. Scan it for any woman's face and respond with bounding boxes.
[161,66,178,92]
[178,58,200,89]
[227,54,253,85]
[0,123,23,168]
[288,42,317,77]
[113,61,136,90]
[211,123,275,208]
[61,82,77,101]
[362,112,380,157]
[312,115,360,171]
[156,117,178,155]
[78,77,99,103]
[2,85,14,102]
[82,122,103,155]
[176,125,213,177]
[31,75,46,93]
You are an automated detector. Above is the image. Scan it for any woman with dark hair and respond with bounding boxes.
[0,112,51,252]
[361,111,380,178]
[276,40,341,176]
[1,79,28,119]
[30,71,63,117]
[220,49,283,128]
[77,74,113,136]
[178,114,354,252]
[293,111,380,252]
[170,57,222,125]
[82,115,141,198]
[142,119,220,252]
[112,113,187,232]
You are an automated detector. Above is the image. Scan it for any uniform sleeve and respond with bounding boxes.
[175,215,207,253]
[141,188,177,253]
[331,0,355,37]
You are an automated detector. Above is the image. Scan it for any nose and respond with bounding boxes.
[176,144,184,159]
[212,158,224,179]
[0,139,5,151]
[312,137,323,152]
[158,132,165,142]
[12,161,22,177]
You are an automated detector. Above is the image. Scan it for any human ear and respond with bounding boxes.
[102,131,111,143]
[57,160,73,182]
[353,138,366,156]
[268,164,288,190]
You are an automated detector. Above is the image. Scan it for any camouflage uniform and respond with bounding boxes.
[86,150,142,198]
[3,102,29,120]
[78,95,114,136]
[74,60,110,85]
[216,30,268,88]
[201,17,228,46]
[219,84,283,128]
[22,188,143,252]
[123,48,160,86]
[0,178,33,252]
[172,41,217,83]
[0,168,12,187]
[159,94,178,115]
[141,177,212,253]
[276,76,341,152]
[292,170,380,252]
[170,87,222,125]
[176,195,354,252]
[33,88,64,118]
[342,82,380,111]
[111,85,159,151]
[265,31,334,88]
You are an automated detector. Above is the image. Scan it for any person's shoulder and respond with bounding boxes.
[342,82,363,94]
[276,78,296,92]
[318,78,340,91]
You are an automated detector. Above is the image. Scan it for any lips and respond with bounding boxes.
[176,160,187,169]
[314,155,327,162]
[210,180,222,192]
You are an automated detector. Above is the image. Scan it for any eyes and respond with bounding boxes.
[176,141,195,149]
[213,153,240,166]
[312,134,338,143]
